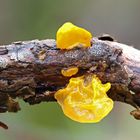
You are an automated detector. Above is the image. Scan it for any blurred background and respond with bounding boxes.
[0,0,140,140]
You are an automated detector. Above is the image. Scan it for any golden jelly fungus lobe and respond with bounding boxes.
[55,75,113,123]
[61,67,78,77]
[56,22,92,49]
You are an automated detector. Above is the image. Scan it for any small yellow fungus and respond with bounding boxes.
[61,67,78,77]
[55,75,113,123]
[56,22,92,49]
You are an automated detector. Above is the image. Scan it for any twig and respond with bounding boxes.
[0,36,140,120]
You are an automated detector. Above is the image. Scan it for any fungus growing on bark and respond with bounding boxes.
[56,22,92,49]
[55,75,113,123]
[61,67,79,77]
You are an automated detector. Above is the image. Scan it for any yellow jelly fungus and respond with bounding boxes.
[56,22,92,49]
[55,75,113,123]
[61,67,78,77]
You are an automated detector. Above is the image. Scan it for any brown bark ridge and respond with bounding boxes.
[0,35,140,121]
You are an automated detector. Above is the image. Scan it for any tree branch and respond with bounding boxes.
[0,36,140,120]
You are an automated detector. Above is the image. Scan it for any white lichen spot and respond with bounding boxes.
[0,57,8,68]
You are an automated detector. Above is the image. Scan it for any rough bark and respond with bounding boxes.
[0,36,140,121]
